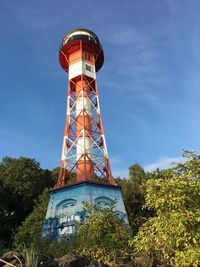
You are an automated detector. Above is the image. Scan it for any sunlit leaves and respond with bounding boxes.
[76,203,131,265]
[131,152,200,266]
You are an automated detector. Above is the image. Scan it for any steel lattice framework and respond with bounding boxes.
[57,29,116,187]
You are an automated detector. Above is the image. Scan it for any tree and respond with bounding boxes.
[14,188,49,249]
[14,188,76,258]
[130,152,200,266]
[118,163,149,233]
[0,157,54,247]
[129,163,145,186]
[76,203,131,266]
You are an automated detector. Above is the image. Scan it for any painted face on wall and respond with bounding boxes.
[56,199,77,217]
[94,196,114,207]
[42,183,129,240]
[55,199,78,236]
[114,210,126,220]
[62,199,76,213]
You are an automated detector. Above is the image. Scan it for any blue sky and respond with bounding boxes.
[0,0,199,177]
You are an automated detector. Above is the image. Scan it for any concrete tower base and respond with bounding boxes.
[42,181,128,239]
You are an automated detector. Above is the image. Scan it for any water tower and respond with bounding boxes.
[42,29,128,239]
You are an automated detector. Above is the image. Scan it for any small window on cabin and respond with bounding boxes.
[85,64,92,72]
[84,53,91,61]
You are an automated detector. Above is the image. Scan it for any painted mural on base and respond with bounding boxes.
[42,182,128,239]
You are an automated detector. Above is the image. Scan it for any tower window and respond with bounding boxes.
[85,64,92,72]
[84,53,91,61]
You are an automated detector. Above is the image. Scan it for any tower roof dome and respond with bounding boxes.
[59,29,104,72]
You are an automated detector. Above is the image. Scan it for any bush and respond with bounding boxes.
[76,203,131,266]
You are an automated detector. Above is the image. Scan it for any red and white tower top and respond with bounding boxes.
[57,29,116,187]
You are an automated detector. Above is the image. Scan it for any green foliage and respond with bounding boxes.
[174,150,200,178]
[0,157,54,247]
[2,151,200,267]
[129,163,145,186]
[76,203,131,265]
[118,163,152,234]
[49,167,60,185]
[51,167,76,185]
[130,152,200,266]
[24,249,38,267]
[14,188,49,249]
[14,188,77,258]
[34,239,77,258]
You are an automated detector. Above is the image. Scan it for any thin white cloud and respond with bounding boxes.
[101,26,166,110]
[112,155,186,178]
[112,169,128,179]
[105,27,149,46]
[144,156,185,172]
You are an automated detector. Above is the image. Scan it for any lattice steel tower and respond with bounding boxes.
[57,29,115,187]
[42,29,128,239]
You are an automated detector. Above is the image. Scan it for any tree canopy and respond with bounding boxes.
[14,188,49,249]
[0,157,54,247]
[130,151,200,266]
[117,163,151,234]
[1,152,200,266]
